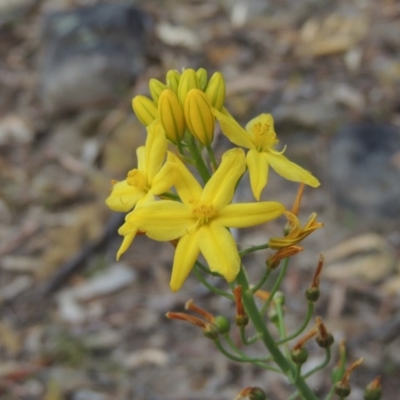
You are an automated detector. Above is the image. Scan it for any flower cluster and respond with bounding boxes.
[106,68,320,291]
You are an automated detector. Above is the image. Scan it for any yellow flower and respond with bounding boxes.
[212,111,320,200]
[119,148,285,291]
[268,211,323,249]
[106,124,176,259]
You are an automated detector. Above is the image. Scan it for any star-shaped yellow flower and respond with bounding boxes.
[119,148,285,291]
[106,124,176,259]
[212,110,320,200]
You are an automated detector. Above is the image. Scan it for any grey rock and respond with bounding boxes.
[329,120,400,226]
[40,3,151,114]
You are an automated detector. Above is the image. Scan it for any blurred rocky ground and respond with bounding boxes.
[0,0,400,399]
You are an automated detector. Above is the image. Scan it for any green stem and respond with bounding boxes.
[303,347,332,379]
[186,134,210,183]
[288,392,300,400]
[276,303,314,345]
[159,192,180,201]
[239,326,261,345]
[251,268,272,294]
[235,266,318,400]
[195,260,221,277]
[261,258,290,314]
[324,385,337,400]
[214,340,281,372]
[239,243,269,257]
[193,264,233,300]
[275,302,291,359]
[206,145,218,170]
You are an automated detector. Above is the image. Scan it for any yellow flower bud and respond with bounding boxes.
[178,68,199,105]
[158,89,185,144]
[132,95,158,126]
[205,72,226,110]
[184,89,214,146]
[166,70,181,93]
[149,78,167,103]
[196,68,208,90]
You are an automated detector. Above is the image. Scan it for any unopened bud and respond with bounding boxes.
[132,95,157,126]
[364,376,382,400]
[291,347,308,365]
[184,89,215,146]
[166,70,181,93]
[196,68,208,90]
[214,315,230,334]
[178,68,199,105]
[205,72,226,110]
[158,89,185,144]
[149,78,167,103]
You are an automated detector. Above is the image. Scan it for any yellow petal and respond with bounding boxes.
[196,68,208,90]
[267,153,320,188]
[105,180,143,212]
[166,69,181,93]
[246,149,269,201]
[170,229,200,292]
[201,148,245,210]
[212,109,254,149]
[151,162,177,195]
[116,230,138,260]
[144,123,167,182]
[218,201,285,228]
[198,222,240,282]
[129,200,194,241]
[136,146,145,171]
[245,113,275,138]
[167,152,202,205]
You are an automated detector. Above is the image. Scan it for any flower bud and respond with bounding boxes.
[214,315,230,334]
[196,67,208,90]
[166,69,181,93]
[291,347,308,365]
[205,71,226,110]
[178,68,199,105]
[184,89,215,146]
[149,78,167,103]
[132,95,158,126]
[158,89,185,144]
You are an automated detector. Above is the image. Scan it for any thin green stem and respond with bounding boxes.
[235,266,319,400]
[206,145,218,170]
[239,326,261,345]
[324,385,337,400]
[261,258,290,314]
[275,302,291,359]
[193,264,233,300]
[176,140,185,156]
[186,134,210,183]
[251,268,272,294]
[159,192,180,201]
[214,340,281,372]
[303,347,332,379]
[276,303,314,345]
[239,243,269,258]
[224,334,271,362]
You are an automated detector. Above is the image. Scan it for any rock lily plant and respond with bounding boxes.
[106,68,381,400]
